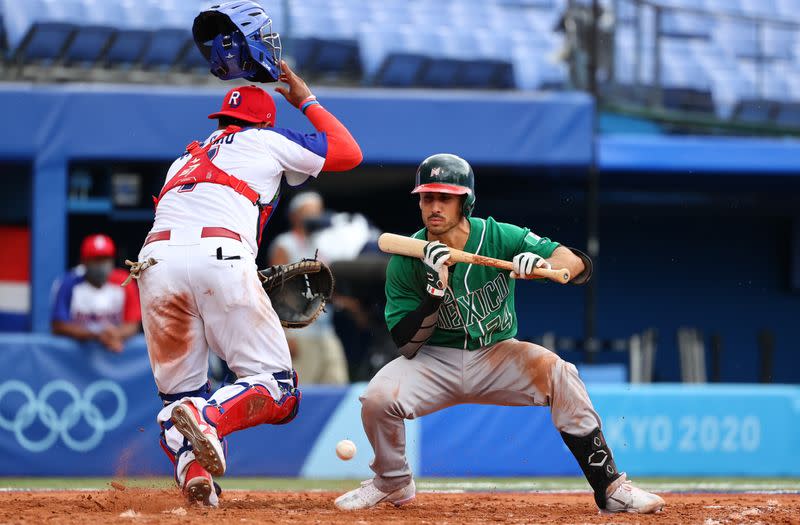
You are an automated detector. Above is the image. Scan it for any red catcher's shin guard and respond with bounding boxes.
[202,384,300,438]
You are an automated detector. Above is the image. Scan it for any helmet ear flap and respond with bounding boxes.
[462,193,475,217]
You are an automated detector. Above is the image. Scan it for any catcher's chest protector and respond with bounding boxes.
[154,125,276,245]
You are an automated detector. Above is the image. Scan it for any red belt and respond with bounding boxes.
[143,227,241,247]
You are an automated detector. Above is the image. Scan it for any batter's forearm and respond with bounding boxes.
[390,295,442,359]
[547,246,590,283]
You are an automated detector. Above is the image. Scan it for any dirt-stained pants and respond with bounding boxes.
[360,339,601,493]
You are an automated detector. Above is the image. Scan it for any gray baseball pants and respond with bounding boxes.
[360,339,602,492]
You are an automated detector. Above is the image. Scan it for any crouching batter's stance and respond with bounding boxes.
[335,154,664,514]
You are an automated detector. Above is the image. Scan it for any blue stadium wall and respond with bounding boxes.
[0,84,799,386]
[1,337,798,478]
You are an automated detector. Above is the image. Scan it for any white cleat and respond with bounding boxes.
[602,473,665,514]
[334,479,416,511]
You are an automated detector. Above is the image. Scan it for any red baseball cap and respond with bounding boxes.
[208,85,276,126]
[80,234,116,260]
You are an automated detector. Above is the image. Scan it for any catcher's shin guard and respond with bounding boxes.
[203,382,301,438]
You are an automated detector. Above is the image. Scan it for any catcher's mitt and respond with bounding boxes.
[258,258,334,329]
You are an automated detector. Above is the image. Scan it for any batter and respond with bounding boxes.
[335,154,665,514]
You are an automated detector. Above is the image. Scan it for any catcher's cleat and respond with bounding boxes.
[334,479,415,511]
[602,473,665,514]
[183,461,219,507]
[171,402,227,477]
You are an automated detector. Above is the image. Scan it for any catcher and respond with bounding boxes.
[335,154,665,514]
[128,1,360,507]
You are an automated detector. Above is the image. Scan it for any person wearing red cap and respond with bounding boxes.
[132,60,362,506]
[51,233,141,352]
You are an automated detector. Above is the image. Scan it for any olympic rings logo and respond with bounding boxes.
[0,380,127,453]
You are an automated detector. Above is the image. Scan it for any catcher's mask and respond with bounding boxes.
[193,0,282,82]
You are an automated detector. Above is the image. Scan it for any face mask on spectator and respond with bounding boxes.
[85,260,113,287]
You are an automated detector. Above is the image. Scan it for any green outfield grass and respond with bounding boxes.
[2,477,800,493]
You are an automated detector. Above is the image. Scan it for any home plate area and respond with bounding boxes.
[2,479,799,525]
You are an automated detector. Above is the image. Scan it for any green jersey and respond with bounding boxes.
[385,216,560,350]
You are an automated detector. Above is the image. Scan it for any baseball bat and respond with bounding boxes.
[378,233,571,284]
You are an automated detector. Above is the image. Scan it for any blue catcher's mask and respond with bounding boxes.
[209,32,248,81]
[193,1,282,83]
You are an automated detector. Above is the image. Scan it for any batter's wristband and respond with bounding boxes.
[300,96,320,114]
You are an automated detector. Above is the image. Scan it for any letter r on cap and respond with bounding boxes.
[229,91,241,107]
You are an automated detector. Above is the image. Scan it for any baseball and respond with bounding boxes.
[336,439,357,461]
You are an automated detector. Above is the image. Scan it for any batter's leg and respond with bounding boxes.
[465,339,663,513]
[360,346,462,492]
[335,346,462,510]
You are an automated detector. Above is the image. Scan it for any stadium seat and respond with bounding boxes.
[62,25,115,66]
[374,53,429,87]
[0,14,7,59]
[740,0,779,19]
[662,87,715,113]
[181,45,209,73]
[288,37,321,74]
[762,63,793,101]
[311,38,361,76]
[103,29,151,68]
[660,11,713,40]
[12,22,76,64]
[713,20,759,58]
[418,58,463,88]
[458,59,515,89]
[140,29,191,70]
[732,99,779,124]
[774,102,800,128]
[762,27,795,60]
[703,0,746,14]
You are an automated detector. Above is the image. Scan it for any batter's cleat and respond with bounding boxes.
[182,461,219,507]
[170,402,227,477]
[602,473,665,514]
[334,479,416,511]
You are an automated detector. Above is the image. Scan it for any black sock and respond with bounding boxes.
[560,428,621,509]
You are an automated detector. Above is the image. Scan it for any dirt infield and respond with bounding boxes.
[2,489,799,525]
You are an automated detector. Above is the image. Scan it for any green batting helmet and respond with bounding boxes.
[411,153,476,217]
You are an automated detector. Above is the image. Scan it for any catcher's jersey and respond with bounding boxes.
[385,217,559,350]
[152,127,327,254]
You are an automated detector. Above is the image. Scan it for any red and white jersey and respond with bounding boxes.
[152,126,328,254]
[51,267,141,333]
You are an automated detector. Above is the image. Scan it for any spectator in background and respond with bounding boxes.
[51,233,141,352]
[555,2,614,90]
[270,192,349,384]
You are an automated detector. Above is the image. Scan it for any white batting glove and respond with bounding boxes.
[510,252,551,279]
[422,241,450,297]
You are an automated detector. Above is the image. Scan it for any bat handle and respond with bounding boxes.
[534,267,571,284]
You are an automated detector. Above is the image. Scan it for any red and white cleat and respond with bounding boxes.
[170,402,226,477]
[334,479,415,511]
[182,461,219,507]
[603,473,665,514]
